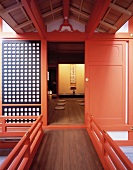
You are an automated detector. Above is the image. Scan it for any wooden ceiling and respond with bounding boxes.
[0,0,133,37]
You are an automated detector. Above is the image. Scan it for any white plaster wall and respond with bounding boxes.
[2,20,15,32]
[47,18,85,32]
[116,21,128,33]
[47,18,63,32]
[69,19,85,32]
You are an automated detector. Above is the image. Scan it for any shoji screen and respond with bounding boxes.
[2,40,41,122]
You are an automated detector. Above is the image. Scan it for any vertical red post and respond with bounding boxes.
[2,118,6,134]
[85,40,90,126]
[41,40,47,126]
[0,18,2,116]
[0,18,2,32]
[128,39,133,140]
[128,18,133,139]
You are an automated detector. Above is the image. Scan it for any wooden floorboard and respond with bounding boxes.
[48,98,84,125]
[30,129,104,170]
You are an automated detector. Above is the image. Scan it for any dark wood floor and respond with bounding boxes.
[48,98,84,125]
[30,129,103,170]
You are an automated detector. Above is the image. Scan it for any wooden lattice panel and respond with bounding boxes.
[2,40,41,104]
[2,106,41,123]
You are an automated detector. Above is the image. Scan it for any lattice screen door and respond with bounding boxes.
[2,40,41,122]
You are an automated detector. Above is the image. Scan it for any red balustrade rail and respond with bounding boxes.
[87,114,133,170]
[0,116,38,137]
[0,115,43,170]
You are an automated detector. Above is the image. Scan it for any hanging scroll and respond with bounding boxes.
[70,64,76,87]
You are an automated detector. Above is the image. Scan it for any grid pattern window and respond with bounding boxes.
[2,106,41,123]
[2,40,41,104]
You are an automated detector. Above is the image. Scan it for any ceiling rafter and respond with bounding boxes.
[96,0,131,32]
[0,2,23,14]
[16,0,35,31]
[100,20,117,30]
[97,0,116,32]
[70,7,89,19]
[109,3,132,16]
[96,28,106,33]
[99,0,116,22]
[21,0,46,38]
[21,8,35,31]
[42,6,63,18]
[26,27,36,32]
[86,0,112,39]
[16,0,29,21]
[70,2,92,14]
[21,7,30,21]
[108,2,133,33]
[0,4,24,33]
[45,16,62,25]
[15,6,63,30]
[0,0,37,32]
[49,0,54,20]
[69,16,86,25]
[63,0,70,18]
[78,0,84,20]
[15,20,32,30]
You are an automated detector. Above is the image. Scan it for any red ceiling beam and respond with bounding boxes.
[86,0,111,39]
[0,18,2,32]
[63,0,70,19]
[21,0,46,39]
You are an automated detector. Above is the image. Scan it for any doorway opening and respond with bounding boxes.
[47,42,85,125]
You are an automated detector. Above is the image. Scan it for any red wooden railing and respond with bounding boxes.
[87,114,133,170]
[0,116,37,137]
[0,115,43,170]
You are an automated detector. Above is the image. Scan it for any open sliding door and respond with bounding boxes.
[85,40,126,125]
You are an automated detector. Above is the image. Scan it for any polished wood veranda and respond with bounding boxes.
[48,97,84,125]
[30,129,103,170]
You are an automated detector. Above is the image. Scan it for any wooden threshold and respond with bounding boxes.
[43,124,86,130]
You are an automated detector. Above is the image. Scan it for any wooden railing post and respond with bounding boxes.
[102,130,107,157]
[90,115,93,131]
[87,114,133,169]
[102,130,111,169]
[0,115,44,170]
[128,127,133,140]
[2,117,6,133]
[25,131,30,160]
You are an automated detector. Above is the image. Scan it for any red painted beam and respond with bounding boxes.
[21,0,46,39]
[86,0,111,39]
[0,18,2,32]
[63,0,70,18]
